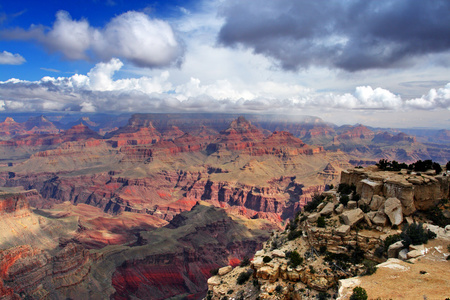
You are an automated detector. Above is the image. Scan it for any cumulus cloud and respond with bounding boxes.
[217,0,450,71]
[0,51,26,65]
[0,58,449,114]
[1,11,183,68]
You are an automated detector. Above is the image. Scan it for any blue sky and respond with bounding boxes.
[0,0,450,128]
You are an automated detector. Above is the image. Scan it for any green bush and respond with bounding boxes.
[275,285,282,293]
[362,260,377,276]
[236,270,253,285]
[288,250,303,268]
[401,223,436,247]
[350,287,368,300]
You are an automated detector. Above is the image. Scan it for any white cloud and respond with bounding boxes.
[92,11,183,68]
[0,58,449,116]
[44,11,91,60]
[2,11,183,68]
[405,83,450,110]
[0,51,26,65]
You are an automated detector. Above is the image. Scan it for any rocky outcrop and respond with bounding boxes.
[341,167,449,216]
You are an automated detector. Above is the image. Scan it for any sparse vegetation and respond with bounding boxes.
[424,205,450,227]
[275,284,282,293]
[288,250,303,268]
[362,259,377,276]
[236,269,253,285]
[401,222,436,247]
[288,229,302,240]
[376,158,443,174]
[304,194,325,212]
[350,286,368,300]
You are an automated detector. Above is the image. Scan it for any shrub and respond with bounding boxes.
[288,229,302,240]
[304,194,325,212]
[317,216,326,228]
[275,285,282,293]
[263,256,272,263]
[288,250,303,268]
[424,206,450,227]
[338,183,353,195]
[236,269,253,285]
[401,222,436,247]
[362,260,377,276]
[227,290,234,294]
[446,161,450,171]
[350,287,368,300]
[319,245,327,254]
[240,256,250,267]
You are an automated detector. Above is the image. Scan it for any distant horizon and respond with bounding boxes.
[0,111,449,130]
[1,1,449,128]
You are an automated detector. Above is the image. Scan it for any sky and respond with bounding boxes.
[0,0,450,128]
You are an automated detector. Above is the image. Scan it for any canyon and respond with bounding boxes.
[0,113,448,299]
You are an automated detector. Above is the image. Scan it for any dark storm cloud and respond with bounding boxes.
[218,0,450,71]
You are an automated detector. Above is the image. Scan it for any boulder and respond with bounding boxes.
[218,266,232,276]
[367,211,376,220]
[308,213,319,222]
[384,197,403,226]
[272,249,286,258]
[407,250,423,259]
[370,195,385,211]
[398,248,408,260]
[334,204,344,214]
[363,213,372,227]
[387,241,404,258]
[360,179,383,201]
[341,208,364,227]
[347,201,357,209]
[252,256,264,269]
[207,276,221,286]
[372,211,388,226]
[317,202,326,211]
[319,202,334,216]
[383,181,415,216]
[257,264,280,283]
[287,271,300,282]
[335,225,350,236]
